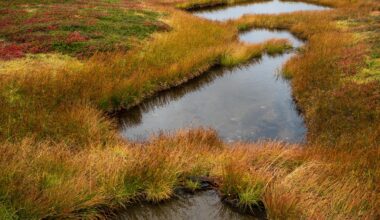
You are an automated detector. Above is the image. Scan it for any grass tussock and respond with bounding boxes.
[221,39,292,66]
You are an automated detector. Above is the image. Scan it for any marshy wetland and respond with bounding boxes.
[0,0,379,219]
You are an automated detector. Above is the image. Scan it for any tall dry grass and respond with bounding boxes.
[0,129,302,219]
[3,128,377,219]
[0,0,379,219]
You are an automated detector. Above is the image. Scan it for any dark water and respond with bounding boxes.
[119,29,306,143]
[193,0,329,21]
[116,191,259,220]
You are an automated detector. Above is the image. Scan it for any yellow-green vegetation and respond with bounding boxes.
[0,0,379,219]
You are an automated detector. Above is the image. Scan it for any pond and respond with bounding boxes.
[119,29,306,143]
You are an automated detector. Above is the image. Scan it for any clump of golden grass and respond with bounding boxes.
[221,39,292,66]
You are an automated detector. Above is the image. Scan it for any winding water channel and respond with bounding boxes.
[193,0,328,20]
[118,1,328,219]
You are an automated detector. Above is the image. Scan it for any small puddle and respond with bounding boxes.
[116,190,261,220]
[193,0,329,21]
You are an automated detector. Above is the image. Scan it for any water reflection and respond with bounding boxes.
[116,191,259,220]
[117,64,231,128]
[239,29,304,47]
[119,52,305,142]
[193,0,329,21]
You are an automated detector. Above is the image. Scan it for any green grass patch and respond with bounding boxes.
[184,179,201,191]
[352,58,380,83]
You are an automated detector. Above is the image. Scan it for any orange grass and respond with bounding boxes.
[0,0,379,219]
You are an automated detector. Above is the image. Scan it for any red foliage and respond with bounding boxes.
[25,17,55,24]
[66,31,88,43]
[0,18,14,28]
[47,25,59,31]
[0,9,25,15]
[0,42,26,60]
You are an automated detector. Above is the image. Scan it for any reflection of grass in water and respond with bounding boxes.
[175,0,270,10]
[118,41,292,130]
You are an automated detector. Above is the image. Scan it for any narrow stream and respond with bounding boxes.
[193,0,329,20]
[117,1,329,219]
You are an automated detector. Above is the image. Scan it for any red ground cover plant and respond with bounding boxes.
[66,31,88,43]
[0,0,165,60]
[0,42,26,60]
